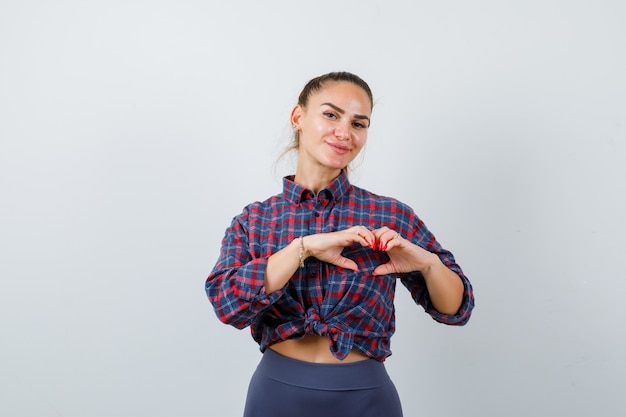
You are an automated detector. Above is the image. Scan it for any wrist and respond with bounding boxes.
[297,236,309,267]
[421,253,443,276]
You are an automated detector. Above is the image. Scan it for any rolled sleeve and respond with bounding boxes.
[402,212,475,326]
[205,213,285,329]
[401,269,474,326]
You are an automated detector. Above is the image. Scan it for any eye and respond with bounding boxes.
[352,121,368,129]
[323,111,337,119]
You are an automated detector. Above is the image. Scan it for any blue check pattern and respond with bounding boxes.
[206,171,474,361]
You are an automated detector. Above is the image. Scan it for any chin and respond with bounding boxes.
[321,156,353,170]
[323,162,350,171]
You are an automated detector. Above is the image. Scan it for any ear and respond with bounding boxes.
[290,104,303,128]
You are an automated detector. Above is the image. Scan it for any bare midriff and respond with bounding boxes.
[269,334,370,363]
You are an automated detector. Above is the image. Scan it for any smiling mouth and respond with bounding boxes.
[327,142,351,154]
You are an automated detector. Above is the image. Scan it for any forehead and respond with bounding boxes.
[309,82,372,114]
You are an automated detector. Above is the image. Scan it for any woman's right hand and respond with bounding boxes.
[265,226,375,294]
[303,225,375,271]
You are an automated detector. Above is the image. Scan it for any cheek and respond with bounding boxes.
[315,119,334,133]
[354,134,367,148]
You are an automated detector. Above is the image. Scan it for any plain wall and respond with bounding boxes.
[1,1,625,416]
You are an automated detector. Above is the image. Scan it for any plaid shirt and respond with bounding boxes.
[206,171,474,361]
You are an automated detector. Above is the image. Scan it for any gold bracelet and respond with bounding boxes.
[298,236,305,268]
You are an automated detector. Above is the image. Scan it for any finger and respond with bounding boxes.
[371,226,390,239]
[335,257,359,272]
[382,231,403,251]
[372,263,394,276]
[349,231,372,248]
[372,227,392,248]
[373,228,402,251]
[353,225,376,248]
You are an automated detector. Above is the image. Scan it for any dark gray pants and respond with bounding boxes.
[243,349,403,417]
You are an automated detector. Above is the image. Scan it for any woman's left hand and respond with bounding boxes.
[370,227,439,276]
[371,227,465,315]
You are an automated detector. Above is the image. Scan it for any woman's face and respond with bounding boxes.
[292,82,372,173]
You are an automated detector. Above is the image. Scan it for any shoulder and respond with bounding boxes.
[349,184,416,216]
[231,192,287,222]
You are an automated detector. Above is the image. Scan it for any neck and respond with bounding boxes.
[294,163,342,194]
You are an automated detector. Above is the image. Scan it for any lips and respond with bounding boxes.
[326,142,351,155]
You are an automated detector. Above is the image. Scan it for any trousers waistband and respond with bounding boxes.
[256,349,391,391]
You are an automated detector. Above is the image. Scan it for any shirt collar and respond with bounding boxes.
[282,170,351,204]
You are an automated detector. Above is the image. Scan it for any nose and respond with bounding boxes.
[334,122,351,140]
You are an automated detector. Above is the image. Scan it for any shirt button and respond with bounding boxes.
[313,212,320,217]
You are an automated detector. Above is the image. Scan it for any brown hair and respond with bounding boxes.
[297,71,373,109]
[286,72,374,155]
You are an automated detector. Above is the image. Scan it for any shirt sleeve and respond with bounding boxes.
[400,213,475,326]
[205,209,286,329]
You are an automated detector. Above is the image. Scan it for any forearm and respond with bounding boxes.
[421,254,465,315]
[265,237,305,294]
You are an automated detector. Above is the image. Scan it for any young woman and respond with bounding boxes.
[205,72,475,417]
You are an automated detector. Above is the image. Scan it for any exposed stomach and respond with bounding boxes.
[269,334,370,363]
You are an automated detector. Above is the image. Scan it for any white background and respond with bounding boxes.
[1,1,625,416]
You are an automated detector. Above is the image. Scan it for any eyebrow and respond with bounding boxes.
[321,102,371,123]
